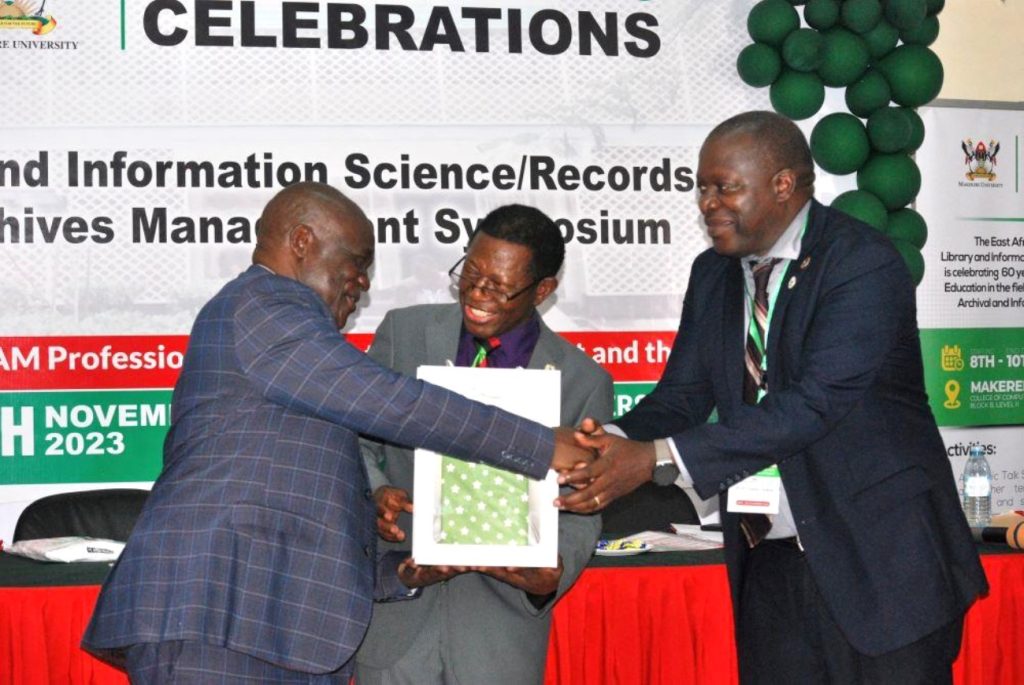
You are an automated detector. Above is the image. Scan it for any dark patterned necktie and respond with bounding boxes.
[440,338,530,545]
[739,258,781,548]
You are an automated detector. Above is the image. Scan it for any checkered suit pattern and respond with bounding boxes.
[82,265,554,675]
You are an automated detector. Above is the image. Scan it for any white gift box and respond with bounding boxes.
[412,365,560,568]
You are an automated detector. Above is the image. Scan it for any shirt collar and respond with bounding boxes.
[752,200,810,265]
[456,312,541,369]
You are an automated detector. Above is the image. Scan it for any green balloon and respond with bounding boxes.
[738,43,783,87]
[861,18,900,59]
[818,28,870,87]
[748,0,801,47]
[805,0,840,31]
[892,239,925,285]
[887,208,928,248]
[900,14,939,45]
[770,70,826,120]
[846,69,892,118]
[901,107,926,153]
[878,44,944,107]
[832,190,888,231]
[841,0,882,34]
[867,107,912,153]
[857,153,921,209]
[810,113,871,174]
[782,28,825,72]
[926,0,945,14]
[885,0,927,31]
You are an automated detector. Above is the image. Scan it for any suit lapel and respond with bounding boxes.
[765,200,826,377]
[425,305,463,365]
[527,318,566,370]
[722,259,746,406]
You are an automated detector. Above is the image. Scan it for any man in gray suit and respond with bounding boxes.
[355,204,612,685]
[82,185,590,683]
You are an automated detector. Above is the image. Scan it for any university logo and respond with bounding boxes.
[961,138,1000,182]
[0,0,55,34]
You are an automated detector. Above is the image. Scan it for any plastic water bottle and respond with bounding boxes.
[962,445,992,527]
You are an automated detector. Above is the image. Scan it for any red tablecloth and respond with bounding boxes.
[1,554,1020,684]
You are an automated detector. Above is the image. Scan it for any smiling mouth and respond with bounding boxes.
[463,304,496,323]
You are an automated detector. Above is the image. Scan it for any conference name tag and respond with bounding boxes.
[727,465,781,515]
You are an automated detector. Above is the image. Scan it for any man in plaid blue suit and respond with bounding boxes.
[82,183,588,683]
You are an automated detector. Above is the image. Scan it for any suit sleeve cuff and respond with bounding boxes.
[661,437,693,487]
[375,550,421,602]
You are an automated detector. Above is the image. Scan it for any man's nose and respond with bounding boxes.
[698,189,719,214]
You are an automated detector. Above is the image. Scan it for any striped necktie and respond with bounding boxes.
[439,339,530,545]
[739,258,781,548]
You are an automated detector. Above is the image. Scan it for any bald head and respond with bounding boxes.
[704,110,815,198]
[253,182,375,328]
[255,182,368,258]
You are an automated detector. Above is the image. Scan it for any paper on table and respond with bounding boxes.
[613,525,724,552]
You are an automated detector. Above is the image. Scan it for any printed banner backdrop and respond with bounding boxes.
[918,103,1024,510]
[0,2,1020,542]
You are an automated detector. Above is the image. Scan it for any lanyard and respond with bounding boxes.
[744,261,790,363]
[743,215,809,397]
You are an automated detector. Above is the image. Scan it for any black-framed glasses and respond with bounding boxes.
[447,256,539,304]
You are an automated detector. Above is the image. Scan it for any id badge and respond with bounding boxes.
[727,465,781,515]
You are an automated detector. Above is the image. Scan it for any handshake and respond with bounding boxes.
[550,418,657,514]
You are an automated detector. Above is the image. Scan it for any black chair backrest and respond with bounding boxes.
[13,488,149,543]
[600,482,699,538]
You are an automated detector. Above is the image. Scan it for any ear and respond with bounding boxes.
[532,276,558,307]
[772,168,798,203]
[288,224,314,259]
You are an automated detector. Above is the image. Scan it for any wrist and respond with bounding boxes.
[651,439,680,486]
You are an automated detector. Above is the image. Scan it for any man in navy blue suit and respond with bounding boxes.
[559,112,987,683]
[82,182,590,683]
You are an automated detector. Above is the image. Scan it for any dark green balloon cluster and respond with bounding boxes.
[739,0,945,284]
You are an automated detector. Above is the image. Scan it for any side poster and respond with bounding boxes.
[918,103,1024,512]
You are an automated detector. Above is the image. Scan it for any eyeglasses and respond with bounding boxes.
[448,256,539,304]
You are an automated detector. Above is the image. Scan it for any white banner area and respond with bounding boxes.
[2,1,1020,541]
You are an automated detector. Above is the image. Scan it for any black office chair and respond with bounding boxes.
[12,488,149,543]
[600,482,699,537]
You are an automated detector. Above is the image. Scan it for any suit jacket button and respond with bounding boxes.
[364,488,373,500]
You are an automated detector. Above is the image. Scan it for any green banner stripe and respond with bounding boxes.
[0,390,169,484]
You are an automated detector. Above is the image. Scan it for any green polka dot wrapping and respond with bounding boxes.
[440,459,530,545]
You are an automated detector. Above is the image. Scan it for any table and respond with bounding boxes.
[1,549,1021,684]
